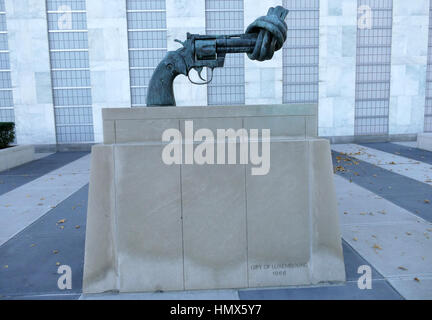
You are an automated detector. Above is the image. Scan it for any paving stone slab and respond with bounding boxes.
[342,222,432,279]
[0,185,88,297]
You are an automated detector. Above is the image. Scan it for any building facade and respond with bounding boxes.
[2,0,431,147]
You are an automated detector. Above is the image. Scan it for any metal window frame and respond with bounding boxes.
[205,0,245,106]
[282,0,320,104]
[0,1,14,123]
[354,0,393,136]
[46,0,94,143]
[425,0,432,132]
[126,0,167,107]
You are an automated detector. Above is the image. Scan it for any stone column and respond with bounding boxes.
[166,0,207,106]
[5,0,56,145]
[318,0,357,138]
[389,0,429,135]
[87,0,131,143]
[244,0,283,105]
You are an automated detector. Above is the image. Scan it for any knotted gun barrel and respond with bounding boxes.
[146,6,289,107]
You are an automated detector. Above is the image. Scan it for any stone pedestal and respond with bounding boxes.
[83,105,345,294]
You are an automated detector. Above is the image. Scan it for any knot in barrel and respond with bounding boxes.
[245,6,288,62]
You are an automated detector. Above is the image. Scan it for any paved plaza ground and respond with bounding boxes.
[0,142,431,300]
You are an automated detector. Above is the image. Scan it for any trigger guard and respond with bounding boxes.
[188,68,213,85]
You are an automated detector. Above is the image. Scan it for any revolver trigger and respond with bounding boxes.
[196,67,206,82]
[187,67,213,85]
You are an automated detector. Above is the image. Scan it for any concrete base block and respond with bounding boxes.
[0,145,35,172]
[417,133,432,152]
[83,105,345,294]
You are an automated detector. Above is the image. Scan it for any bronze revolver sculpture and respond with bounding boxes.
[146,6,289,107]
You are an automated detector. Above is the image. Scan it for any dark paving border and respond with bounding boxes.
[239,280,402,300]
[3,293,81,300]
[331,151,432,223]
[0,184,88,299]
[0,152,89,196]
[342,240,382,281]
[359,142,432,165]
[239,240,403,300]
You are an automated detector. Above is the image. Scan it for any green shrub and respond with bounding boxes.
[0,122,15,149]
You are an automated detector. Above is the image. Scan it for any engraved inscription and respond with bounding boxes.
[250,263,306,277]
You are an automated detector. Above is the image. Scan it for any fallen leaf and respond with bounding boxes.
[398,266,408,271]
[373,244,382,250]
[40,197,45,201]
[389,161,396,165]
[53,250,59,254]
[335,166,346,172]
[30,244,36,248]
[353,237,358,241]
[3,265,8,269]
[414,277,420,282]
[75,225,80,229]
[57,219,66,224]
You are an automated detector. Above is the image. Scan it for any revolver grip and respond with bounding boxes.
[146,51,187,107]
